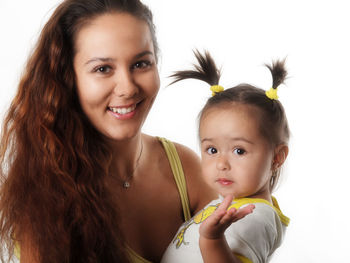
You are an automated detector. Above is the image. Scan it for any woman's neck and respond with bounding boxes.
[108,134,144,178]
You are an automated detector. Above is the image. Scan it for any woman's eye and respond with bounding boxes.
[233,148,246,155]
[132,60,152,70]
[206,147,218,155]
[94,66,112,74]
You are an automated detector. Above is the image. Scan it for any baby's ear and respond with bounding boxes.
[272,144,289,169]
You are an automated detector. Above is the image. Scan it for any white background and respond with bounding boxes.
[1,0,350,262]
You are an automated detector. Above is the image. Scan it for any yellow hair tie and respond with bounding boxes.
[265,87,279,100]
[210,85,224,97]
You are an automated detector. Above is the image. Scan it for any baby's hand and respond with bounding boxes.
[199,194,255,240]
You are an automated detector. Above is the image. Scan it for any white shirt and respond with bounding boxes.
[161,197,289,263]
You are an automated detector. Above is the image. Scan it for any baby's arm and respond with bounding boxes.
[199,195,255,263]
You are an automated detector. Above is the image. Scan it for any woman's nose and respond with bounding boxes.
[216,154,231,171]
[113,68,138,98]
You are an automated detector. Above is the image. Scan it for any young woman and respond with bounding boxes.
[0,1,216,262]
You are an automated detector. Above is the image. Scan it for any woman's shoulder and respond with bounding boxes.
[171,140,216,214]
[144,135,215,213]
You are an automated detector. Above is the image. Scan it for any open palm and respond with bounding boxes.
[199,195,255,240]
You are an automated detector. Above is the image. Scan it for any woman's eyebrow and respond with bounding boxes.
[85,57,115,65]
[134,50,153,59]
[84,51,153,65]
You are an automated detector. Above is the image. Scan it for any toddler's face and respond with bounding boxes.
[199,104,274,200]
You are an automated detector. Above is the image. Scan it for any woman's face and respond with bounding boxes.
[73,12,160,141]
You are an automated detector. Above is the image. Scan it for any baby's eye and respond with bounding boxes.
[206,147,218,155]
[233,148,246,155]
[132,60,152,70]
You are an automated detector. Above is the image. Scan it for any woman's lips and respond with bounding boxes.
[217,178,233,186]
[107,103,138,120]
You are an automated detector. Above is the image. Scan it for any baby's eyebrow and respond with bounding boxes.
[229,137,254,145]
[200,137,254,145]
[200,138,213,143]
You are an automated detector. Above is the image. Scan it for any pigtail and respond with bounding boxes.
[265,58,288,90]
[169,50,221,86]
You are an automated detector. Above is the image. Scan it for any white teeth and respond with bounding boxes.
[109,105,136,115]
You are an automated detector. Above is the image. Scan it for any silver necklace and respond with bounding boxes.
[123,140,143,189]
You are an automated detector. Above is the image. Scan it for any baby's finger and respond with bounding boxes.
[217,194,234,213]
[210,209,227,225]
[234,204,255,220]
[219,207,237,225]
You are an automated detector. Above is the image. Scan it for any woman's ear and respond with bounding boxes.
[272,144,289,169]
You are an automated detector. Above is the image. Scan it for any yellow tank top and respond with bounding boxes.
[127,137,191,263]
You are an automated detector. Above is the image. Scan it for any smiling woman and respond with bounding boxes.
[73,12,160,140]
[0,0,215,263]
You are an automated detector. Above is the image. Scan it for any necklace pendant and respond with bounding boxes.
[123,181,130,189]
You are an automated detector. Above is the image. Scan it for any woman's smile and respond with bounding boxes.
[107,102,140,120]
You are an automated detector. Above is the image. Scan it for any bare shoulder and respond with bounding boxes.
[173,142,216,214]
[143,134,216,213]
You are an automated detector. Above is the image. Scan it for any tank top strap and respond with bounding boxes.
[157,137,191,221]
[126,244,153,263]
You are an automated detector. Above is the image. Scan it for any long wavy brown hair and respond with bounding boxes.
[0,0,157,262]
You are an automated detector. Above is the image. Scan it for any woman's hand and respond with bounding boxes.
[199,194,255,240]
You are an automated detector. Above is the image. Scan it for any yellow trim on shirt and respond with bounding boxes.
[234,253,253,263]
[228,196,290,226]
